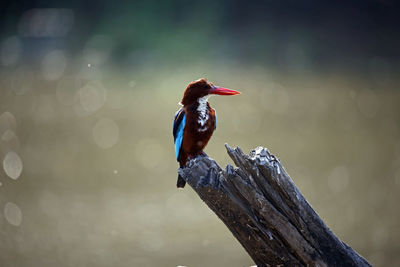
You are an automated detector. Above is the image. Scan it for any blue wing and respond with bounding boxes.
[173,108,186,161]
[214,110,217,130]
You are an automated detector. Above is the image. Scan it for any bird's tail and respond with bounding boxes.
[177,174,186,188]
[177,153,187,188]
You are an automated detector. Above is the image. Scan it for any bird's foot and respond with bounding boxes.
[188,151,208,160]
[199,151,208,158]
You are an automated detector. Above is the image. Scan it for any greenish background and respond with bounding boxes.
[0,1,399,266]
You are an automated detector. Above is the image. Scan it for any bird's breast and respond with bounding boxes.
[197,97,209,130]
[197,112,210,132]
[182,107,215,154]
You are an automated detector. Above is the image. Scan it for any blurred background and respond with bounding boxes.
[0,0,400,266]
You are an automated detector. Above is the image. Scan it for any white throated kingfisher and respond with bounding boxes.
[173,78,241,188]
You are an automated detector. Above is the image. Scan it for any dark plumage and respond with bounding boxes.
[173,78,240,188]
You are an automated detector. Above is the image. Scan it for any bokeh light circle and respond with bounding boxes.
[3,151,23,180]
[4,202,23,226]
[92,118,119,149]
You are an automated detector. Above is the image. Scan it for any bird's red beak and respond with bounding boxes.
[209,86,241,95]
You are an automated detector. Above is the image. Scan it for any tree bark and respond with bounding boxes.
[178,144,372,267]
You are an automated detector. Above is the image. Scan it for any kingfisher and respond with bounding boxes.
[173,78,240,188]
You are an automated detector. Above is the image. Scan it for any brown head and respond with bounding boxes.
[180,78,240,106]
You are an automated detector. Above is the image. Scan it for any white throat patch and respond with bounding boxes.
[197,95,209,131]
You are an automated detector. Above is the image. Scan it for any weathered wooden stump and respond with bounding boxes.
[178,144,371,267]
